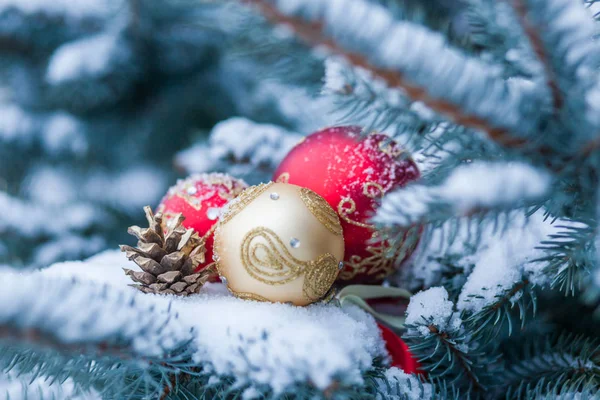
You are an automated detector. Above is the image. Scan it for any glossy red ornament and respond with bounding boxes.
[377,323,421,374]
[156,173,248,274]
[273,126,420,284]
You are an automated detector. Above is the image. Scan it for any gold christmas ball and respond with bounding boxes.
[214,182,345,306]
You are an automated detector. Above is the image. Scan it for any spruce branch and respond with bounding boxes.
[404,288,494,392]
[463,279,535,343]
[500,334,600,398]
[510,0,562,111]
[373,161,551,228]
[0,271,194,364]
[245,0,536,148]
[533,222,595,296]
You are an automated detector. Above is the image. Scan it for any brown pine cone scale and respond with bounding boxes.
[120,206,214,296]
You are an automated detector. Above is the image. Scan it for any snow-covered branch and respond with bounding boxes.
[373,161,551,227]
[322,57,439,145]
[0,271,192,359]
[1,251,389,395]
[174,117,302,183]
[248,0,543,147]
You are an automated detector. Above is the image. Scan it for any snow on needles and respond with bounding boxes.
[374,161,551,226]
[4,250,388,394]
[0,269,191,357]
[400,209,582,315]
[0,370,100,400]
[46,33,127,84]
[271,0,542,137]
[0,0,114,19]
[405,287,460,336]
[175,117,302,180]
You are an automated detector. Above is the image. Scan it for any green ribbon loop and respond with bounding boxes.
[337,285,412,330]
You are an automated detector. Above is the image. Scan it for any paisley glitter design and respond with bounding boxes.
[220,182,274,225]
[299,188,343,236]
[241,227,338,301]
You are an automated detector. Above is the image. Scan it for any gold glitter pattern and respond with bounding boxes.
[337,181,386,229]
[241,227,338,301]
[275,172,289,183]
[229,289,270,302]
[338,227,420,281]
[362,182,385,198]
[337,198,374,229]
[299,188,343,236]
[220,182,274,225]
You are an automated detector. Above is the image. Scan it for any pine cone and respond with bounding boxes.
[120,206,214,295]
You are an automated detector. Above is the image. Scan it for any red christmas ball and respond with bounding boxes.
[273,126,420,284]
[377,323,421,374]
[156,173,248,274]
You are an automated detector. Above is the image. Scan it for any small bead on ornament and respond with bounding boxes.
[156,173,248,275]
[274,126,421,284]
[214,182,345,306]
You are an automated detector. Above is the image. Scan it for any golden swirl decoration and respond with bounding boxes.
[337,181,386,229]
[220,182,273,225]
[241,227,338,301]
[299,188,343,236]
[229,289,270,302]
[338,227,420,281]
[275,172,289,183]
[337,198,374,229]
[363,182,385,199]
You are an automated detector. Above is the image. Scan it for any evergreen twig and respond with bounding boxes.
[245,0,527,148]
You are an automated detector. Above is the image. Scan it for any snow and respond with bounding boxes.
[26,166,78,206]
[456,212,573,313]
[34,235,106,267]
[0,370,99,400]
[84,167,168,214]
[323,57,409,110]
[0,192,104,238]
[41,113,88,157]
[374,161,551,226]
[0,104,36,143]
[273,0,543,137]
[0,0,113,18]
[375,367,433,400]
[0,268,192,356]
[2,249,388,393]
[405,287,460,336]
[175,117,303,180]
[441,162,551,212]
[396,209,579,315]
[46,33,124,84]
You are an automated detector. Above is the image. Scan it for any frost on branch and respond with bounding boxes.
[399,209,583,315]
[0,270,192,358]
[2,250,388,394]
[374,161,551,226]
[265,0,544,140]
[0,370,99,400]
[46,32,131,85]
[175,117,303,183]
[0,192,105,239]
[405,287,461,336]
[520,0,600,137]
[322,57,437,142]
[0,0,113,19]
[374,368,433,400]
